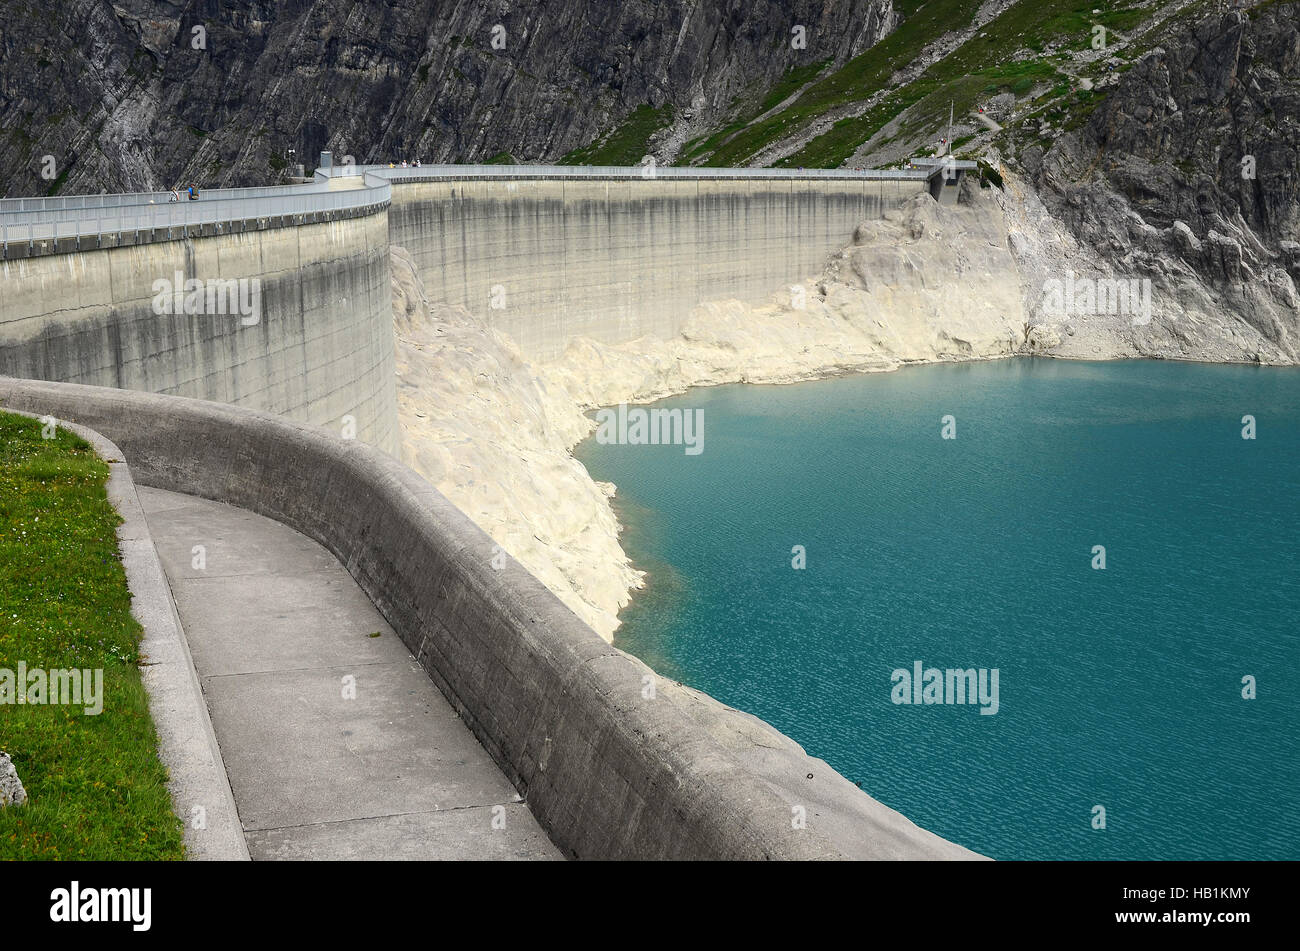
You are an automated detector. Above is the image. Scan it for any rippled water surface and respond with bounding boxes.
[575,359,1300,859]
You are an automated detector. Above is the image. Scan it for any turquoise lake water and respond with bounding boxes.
[574,359,1300,859]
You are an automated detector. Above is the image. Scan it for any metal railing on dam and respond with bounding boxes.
[328,162,936,182]
[0,172,392,248]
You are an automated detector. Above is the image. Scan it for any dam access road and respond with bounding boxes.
[136,485,559,860]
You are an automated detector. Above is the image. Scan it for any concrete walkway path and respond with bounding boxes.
[137,486,560,861]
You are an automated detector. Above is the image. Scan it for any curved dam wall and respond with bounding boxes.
[386,174,929,361]
[0,183,398,453]
[0,167,980,858]
[1,167,936,436]
[0,376,980,860]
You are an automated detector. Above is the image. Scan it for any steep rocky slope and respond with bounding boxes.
[1014,4,1300,363]
[0,0,894,195]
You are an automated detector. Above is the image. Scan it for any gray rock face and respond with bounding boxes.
[0,752,27,807]
[1025,6,1300,364]
[0,0,894,196]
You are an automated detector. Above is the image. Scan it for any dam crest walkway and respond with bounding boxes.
[136,485,559,861]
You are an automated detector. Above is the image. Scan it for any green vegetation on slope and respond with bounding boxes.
[782,0,1147,167]
[696,0,985,166]
[0,411,183,860]
[560,104,675,165]
[680,58,833,164]
[681,0,1180,170]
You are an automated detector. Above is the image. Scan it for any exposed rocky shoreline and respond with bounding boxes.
[1007,7,1300,367]
[389,171,1291,641]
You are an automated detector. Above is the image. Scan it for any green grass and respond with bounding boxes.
[781,0,1142,166]
[976,159,1004,188]
[758,58,834,114]
[483,151,516,165]
[1032,4,1150,52]
[686,0,1164,169]
[560,104,675,166]
[679,59,834,164]
[700,0,985,166]
[0,412,183,860]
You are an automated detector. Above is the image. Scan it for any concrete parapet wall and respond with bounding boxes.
[0,199,390,261]
[389,177,926,361]
[0,212,398,453]
[0,377,981,861]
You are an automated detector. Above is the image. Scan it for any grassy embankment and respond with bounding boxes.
[559,104,676,165]
[0,411,182,859]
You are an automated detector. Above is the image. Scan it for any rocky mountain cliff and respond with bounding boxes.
[0,0,894,194]
[1008,3,1300,364]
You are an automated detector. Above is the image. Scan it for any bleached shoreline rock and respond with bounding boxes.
[391,185,1034,640]
[392,176,1292,642]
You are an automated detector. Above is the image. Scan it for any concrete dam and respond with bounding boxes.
[384,168,942,360]
[1,163,951,407]
[1,175,400,452]
[0,163,978,860]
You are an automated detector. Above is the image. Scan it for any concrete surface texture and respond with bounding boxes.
[0,210,398,453]
[388,176,929,360]
[0,377,982,859]
[389,184,1028,641]
[136,485,558,860]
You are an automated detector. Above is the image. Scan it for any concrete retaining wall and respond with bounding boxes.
[0,377,981,861]
[0,212,398,453]
[389,177,927,360]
